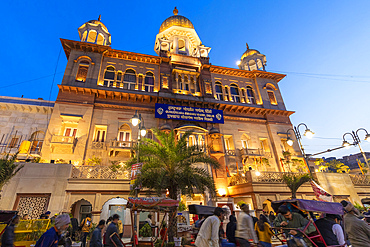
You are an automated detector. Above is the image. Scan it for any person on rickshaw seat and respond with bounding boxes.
[274,205,316,246]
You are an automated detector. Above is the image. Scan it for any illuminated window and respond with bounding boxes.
[87,30,97,43]
[64,128,77,137]
[30,131,45,153]
[259,138,270,152]
[104,66,115,87]
[184,75,190,91]
[75,61,89,82]
[82,31,87,42]
[246,86,255,104]
[96,33,105,45]
[146,130,153,140]
[215,82,223,100]
[144,72,154,92]
[178,39,186,55]
[178,75,183,90]
[188,135,196,146]
[117,124,131,147]
[230,84,241,103]
[224,135,234,152]
[257,59,264,70]
[241,134,250,150]
[123,69,136,90]
[266,86,277,105]
[94,126,107,142]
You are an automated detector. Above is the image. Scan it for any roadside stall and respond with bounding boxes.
[126,197,179,247]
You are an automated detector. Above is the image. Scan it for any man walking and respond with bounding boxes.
[1,215,20,247]
[341,200,370,247]
[315,214,345,246]
[195,207,224,247]
[104,214,123,247]
[235,204,259,247]
[90,220,105,247]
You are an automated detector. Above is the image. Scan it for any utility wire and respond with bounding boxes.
[0,72,63,89]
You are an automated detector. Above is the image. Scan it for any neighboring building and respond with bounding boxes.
[0,96,54,160]
[341,152,370,170]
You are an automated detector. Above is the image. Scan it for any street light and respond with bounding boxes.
[286,123,315,174]
[130,110,141,127]
[342,128,370,174]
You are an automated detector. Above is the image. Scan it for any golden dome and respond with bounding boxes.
[241,43,260,60]
[159,7,194,33]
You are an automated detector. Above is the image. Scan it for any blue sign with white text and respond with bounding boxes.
[155,103,224,124]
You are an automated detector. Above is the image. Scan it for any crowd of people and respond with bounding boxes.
[194,200,370,247]
[2,199,370,247]
[0,213,125,247]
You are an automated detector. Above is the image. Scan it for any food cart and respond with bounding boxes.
[126,197,179,247]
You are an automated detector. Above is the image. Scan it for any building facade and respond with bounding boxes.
[10,9,370,229]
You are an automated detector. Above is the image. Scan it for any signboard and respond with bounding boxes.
[130,163,143,190]
[155,103,224,124]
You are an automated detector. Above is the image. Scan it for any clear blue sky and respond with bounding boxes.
[2,0,370,159]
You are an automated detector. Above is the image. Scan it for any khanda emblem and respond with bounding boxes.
[157,107,164,115]
[216,113,222,120]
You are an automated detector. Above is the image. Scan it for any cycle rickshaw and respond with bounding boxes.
[271,199,345,247]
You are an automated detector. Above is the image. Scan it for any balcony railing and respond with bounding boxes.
[92,141,105,149]
[51,135,75,144]
[239,148,272,158]
[349,174,370,186]
[71,166,130,180]
[229,171,308,186]
[109,140,134,149]
[225,149,236,156]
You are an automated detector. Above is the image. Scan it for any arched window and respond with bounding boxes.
[178,39,186,55]
[30,131,45,154]
[104,66,115,87]
[118,124,131,147]
[123,69,136,90]
[87,31,97,43]
[184,75,189,91]
[230,84,241,103]
[246,86,255,104]
[96,33,105,45]
[266,86,277,105]
[257,59,264,70]
[75,61,89,83]
[241,134,250,150]
[178,75,183,90]
[144,72,154,92]
[249,60,257,71]
[215,82,223,100]
[82,31,87,42]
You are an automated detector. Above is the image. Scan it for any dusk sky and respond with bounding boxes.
[2,0,370,159]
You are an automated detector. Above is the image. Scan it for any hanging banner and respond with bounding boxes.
[310,180,333,202]
[155,103,224,124]
[130,163,143,190]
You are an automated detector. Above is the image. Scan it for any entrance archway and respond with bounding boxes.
[70,199,92,223]
[100,197,130,237]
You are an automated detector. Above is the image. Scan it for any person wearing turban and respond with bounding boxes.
[35,214,71,247]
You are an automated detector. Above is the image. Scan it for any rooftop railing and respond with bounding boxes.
[71,165,130,180]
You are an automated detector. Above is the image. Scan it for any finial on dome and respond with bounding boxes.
[173,7,178,15]
[98,15,101,21]
[246,43,249,50]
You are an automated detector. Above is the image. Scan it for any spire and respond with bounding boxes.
[98,15,101,21]
[173,7,178,16]
[246,42,249,50]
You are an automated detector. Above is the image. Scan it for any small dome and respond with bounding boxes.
[159,7,194,33]
[78,15,111,46]
[241,43,260,60]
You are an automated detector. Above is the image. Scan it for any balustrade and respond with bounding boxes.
[349,174,370,185]
[71,165,130,180]
[51,135,75,144]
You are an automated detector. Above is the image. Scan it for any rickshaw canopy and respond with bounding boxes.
[272,199,344,215]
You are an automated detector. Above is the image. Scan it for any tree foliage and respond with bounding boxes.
[0,153,24,194]
[126,129,220,199]
[315,159,350,173]
[126,129,220,241]
[282,173,311,199]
